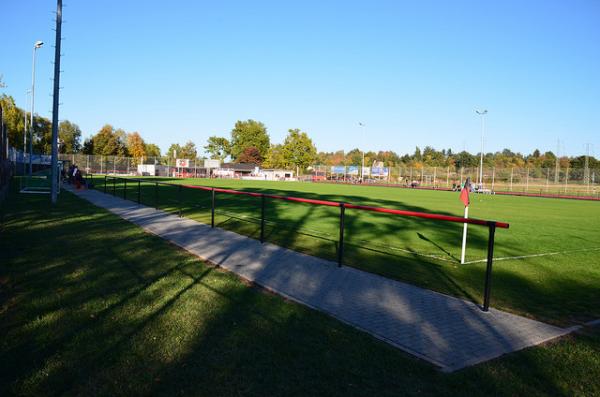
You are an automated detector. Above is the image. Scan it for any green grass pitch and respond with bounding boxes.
[90,176,600,325]
[1,185,599,396]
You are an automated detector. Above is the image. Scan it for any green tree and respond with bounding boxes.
[167,144,182,160]
[181,141,198,159]
[144,143,161,158]
[82,137,94,154]
[92,125,127,156]
[230,120,270,162]
[0,95,27,149]
[167,141,197,160]
[58,120,82,153]
[204,136,230,160]
[282,128,317,175]
[263,144,286,168]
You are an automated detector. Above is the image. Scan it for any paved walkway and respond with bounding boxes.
[68,187,572,372]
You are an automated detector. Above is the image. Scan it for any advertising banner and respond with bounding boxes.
[331,166,346,174]
[371,166,389,177]
[204,159,221,169]
[347,166,359,176]
[176,159,190,168]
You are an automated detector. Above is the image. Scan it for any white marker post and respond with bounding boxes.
[460,205,469,264]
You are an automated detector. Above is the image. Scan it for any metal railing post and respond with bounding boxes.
[123,178,127,200]
[178,184,182,217]
[483,221,497,311]
[137,180,141,204]
[104,175,107,194]
[260,194,265,243]
[155,182,159,209]
[211,188,215,228]
[113,177,116,196]
[338,202,346,267]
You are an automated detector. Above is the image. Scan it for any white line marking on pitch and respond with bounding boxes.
[463,247,600,264]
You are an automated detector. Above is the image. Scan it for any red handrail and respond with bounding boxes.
[181,182,509,228]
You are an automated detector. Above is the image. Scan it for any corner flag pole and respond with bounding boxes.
[460,205,468,264]
[459,177,471,264]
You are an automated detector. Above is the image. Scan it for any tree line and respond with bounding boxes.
[1,93,597,172]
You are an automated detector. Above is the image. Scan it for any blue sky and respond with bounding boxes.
[1,0,599,157]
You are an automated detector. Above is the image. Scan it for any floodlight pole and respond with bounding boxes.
[23,91,30,175]
[50,0,62,204]
[30,41,44,177]
[359,122,365,182]
[476,110,487,189]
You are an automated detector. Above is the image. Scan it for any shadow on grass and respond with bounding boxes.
[1,187,599,396]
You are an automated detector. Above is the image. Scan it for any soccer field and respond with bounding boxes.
[90,176,600,325]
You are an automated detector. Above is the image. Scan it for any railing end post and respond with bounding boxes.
[482,221,497,311]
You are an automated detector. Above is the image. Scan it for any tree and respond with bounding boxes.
[167,143,182,160]
[230,120,270,162]
[282,128,317,175]
[58,120,82,153]
[0,95,26,149]
[167,141,197,160]
[204,136,230,160]
[144,143,161,158]
[263,144,286,168]
[92,124,127,156]
[82,137,94,154]
[236,146,262,164]
[126,132,146,164]
[413,147,422,162]
[181,140,198,159]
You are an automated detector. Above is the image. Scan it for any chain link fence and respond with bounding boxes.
[58,154,210,178]
[312,165,600,197]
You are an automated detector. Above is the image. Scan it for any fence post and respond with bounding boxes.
[526,167,529,192]
[260,194,266,243]
[338,202,346,267]
[446,166,450,187]
[483,221,497,312]
[211,188,215,228]
[123,178,127,200]
[510,167,514,191]
[137,180,141,204]
[491,167,495,191]
[104,175,107,193]
[113,177,116,195]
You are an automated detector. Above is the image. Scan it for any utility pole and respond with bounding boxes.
[554,139,560,184]
[50,0,63,204]
[359,122,365,182]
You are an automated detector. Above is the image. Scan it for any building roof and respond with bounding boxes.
[220,163,256,171]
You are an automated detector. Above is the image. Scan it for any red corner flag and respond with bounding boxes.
[460,177,471,207]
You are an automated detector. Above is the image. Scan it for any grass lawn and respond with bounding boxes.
[90,176,600,326]
[1,185,600,396]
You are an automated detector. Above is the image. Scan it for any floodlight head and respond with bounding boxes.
[34,41,44,48]
[476,109,488,115]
